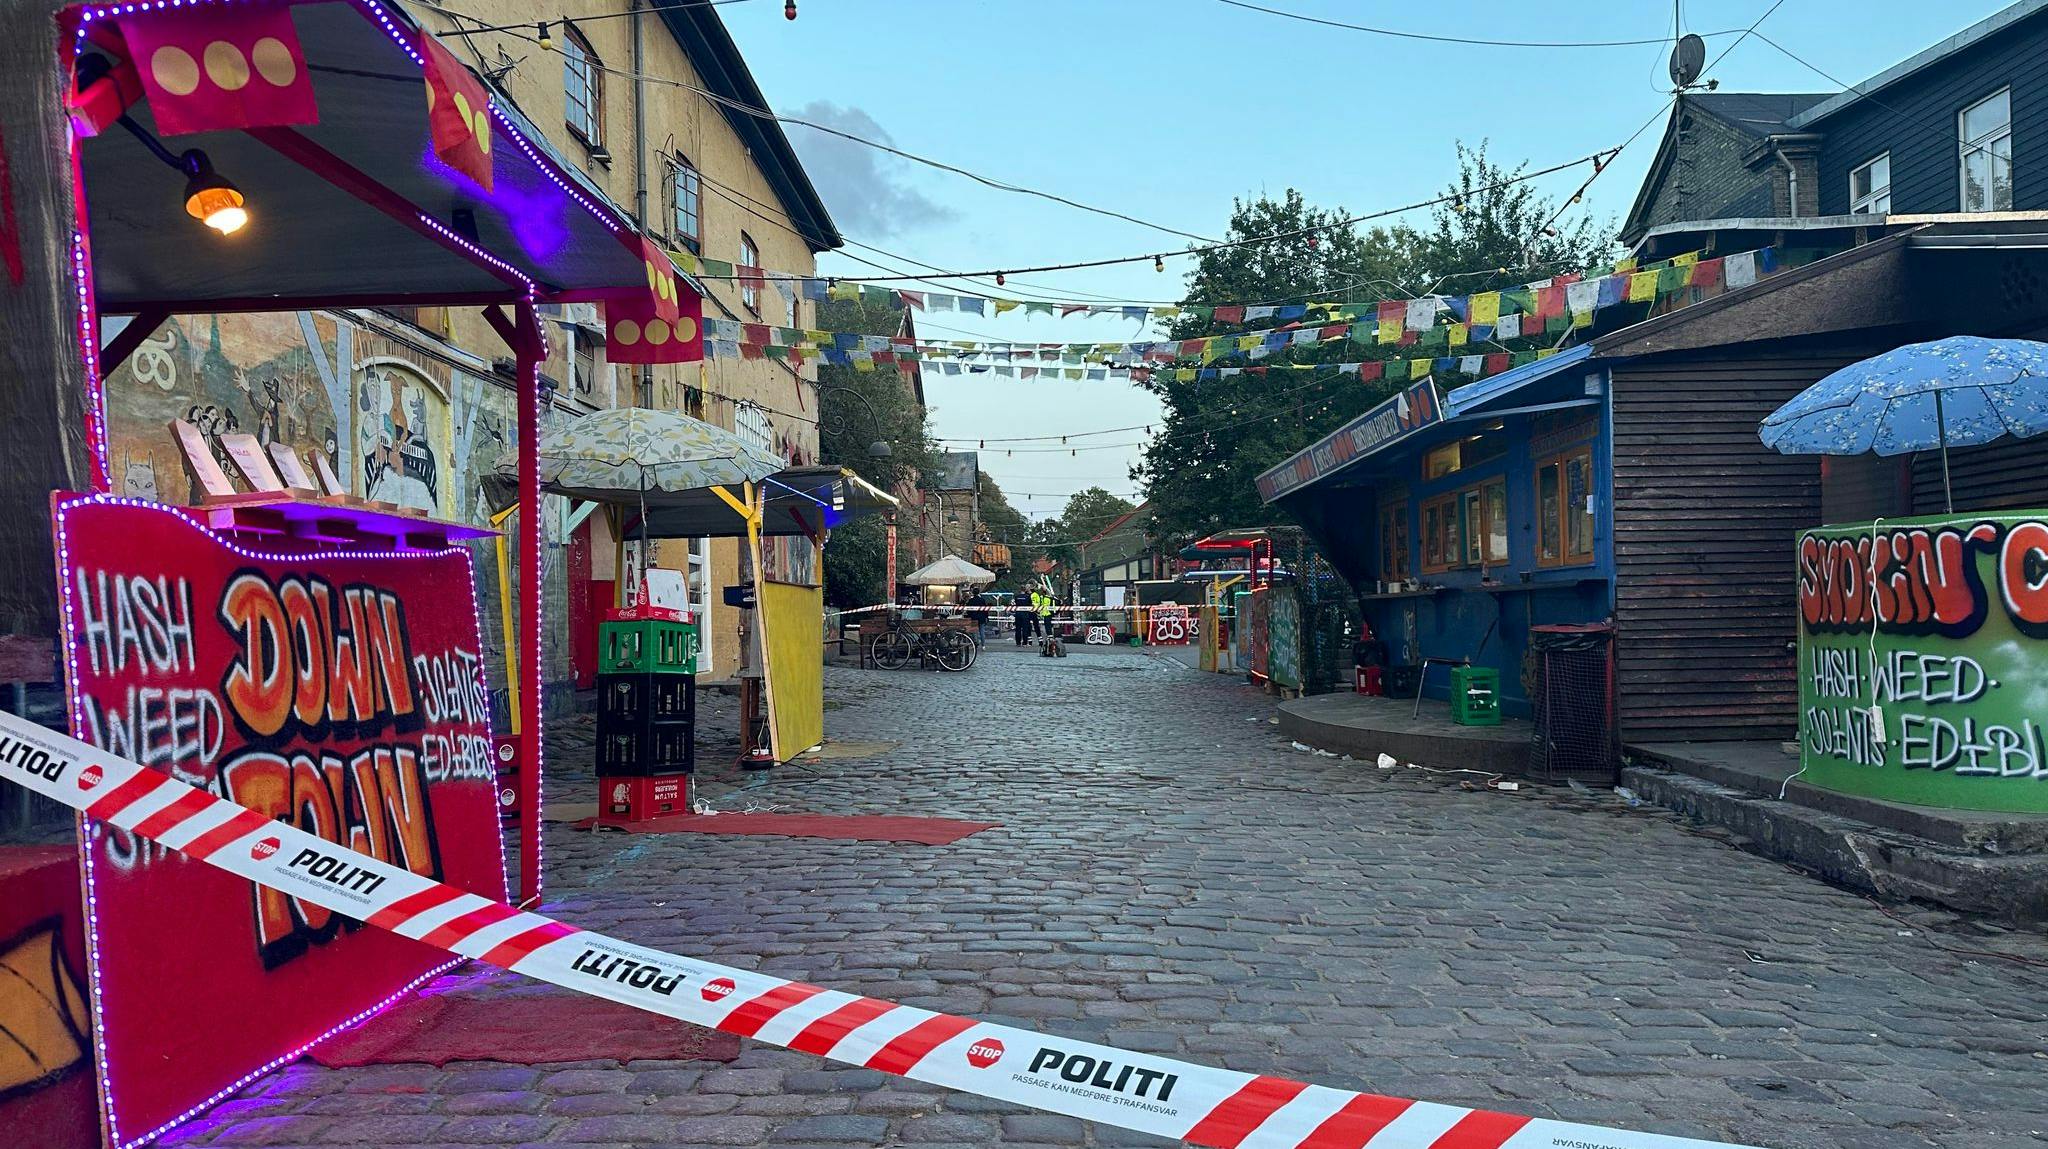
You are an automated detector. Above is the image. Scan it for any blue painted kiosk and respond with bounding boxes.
[1258,349,1612,721]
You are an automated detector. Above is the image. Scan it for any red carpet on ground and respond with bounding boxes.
[308,988,741,1068]
[573,811,997,845]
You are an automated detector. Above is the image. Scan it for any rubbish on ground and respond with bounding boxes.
[1495,781,1521,792]
[1376,753,1398,769]
[1614,786,1644,807]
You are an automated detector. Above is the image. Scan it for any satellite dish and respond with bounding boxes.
[1669,33,1707,88]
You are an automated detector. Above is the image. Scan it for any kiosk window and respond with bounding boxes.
[1536,448,1596,567]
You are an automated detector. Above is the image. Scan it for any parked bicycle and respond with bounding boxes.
[871,616,979,671]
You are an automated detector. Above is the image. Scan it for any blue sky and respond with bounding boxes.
[718,0,2000,525]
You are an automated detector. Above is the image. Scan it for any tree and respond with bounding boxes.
[1133,148,1617,545]
[815,296,939,607]
[1025,487,1137,574]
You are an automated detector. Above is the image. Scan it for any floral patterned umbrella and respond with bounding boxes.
[1759,336,2048,511]
[497,407,784,504]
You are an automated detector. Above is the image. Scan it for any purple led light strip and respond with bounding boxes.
[51,494,502,1148]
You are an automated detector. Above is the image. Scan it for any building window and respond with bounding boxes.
[1419,478,1508,574]
[1378,503,1410,582]
[562,27,602,147]
[739,232,761,313]
[668,156,701,251]
[686,537,714,674]
[1960,88,2012,212]
[1536,448,1596,568]
[1849,152,1891,215]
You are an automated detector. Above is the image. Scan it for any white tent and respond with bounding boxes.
[902,554,997,586]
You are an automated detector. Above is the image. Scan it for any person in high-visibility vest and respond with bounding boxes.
[1032,589,1053,638]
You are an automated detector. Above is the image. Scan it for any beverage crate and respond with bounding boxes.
[1449,665,1501,726]
[599,619,699,675]
[599,773,691,822]
[596,673,696,728]
[595,723,695,775]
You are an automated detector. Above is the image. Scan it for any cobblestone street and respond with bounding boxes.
[166,646,2048,1149]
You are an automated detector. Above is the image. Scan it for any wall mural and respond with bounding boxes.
[354,356,451,517]
[103,313,342,504]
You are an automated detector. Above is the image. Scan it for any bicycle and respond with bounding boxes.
[872,618,977,671]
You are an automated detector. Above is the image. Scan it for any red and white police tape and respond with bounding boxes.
[0,709,1762,1149]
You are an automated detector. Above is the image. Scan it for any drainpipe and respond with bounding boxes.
[1768,139,1801,219]
[632,0,653,408]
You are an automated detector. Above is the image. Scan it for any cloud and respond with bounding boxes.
[785,101,957,239]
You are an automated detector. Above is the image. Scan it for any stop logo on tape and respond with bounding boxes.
[0,710,1769,1149]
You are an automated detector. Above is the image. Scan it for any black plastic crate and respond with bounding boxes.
[595,723,695,775]
[597,673,696,729]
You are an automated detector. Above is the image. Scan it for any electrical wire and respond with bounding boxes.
[1751,29,2009,166]
[430,6,1218,244]
[834,150,1619,284]
[1210,0,1746,48]
[448,0,754,34]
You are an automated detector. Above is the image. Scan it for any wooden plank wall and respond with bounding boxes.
[1610,347,1868,743]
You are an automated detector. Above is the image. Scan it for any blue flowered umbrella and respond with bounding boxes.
[1759,336,2048,512]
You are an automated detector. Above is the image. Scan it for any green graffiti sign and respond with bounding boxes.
[1796,512,2048,813]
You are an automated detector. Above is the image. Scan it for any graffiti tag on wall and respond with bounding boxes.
[1796,515,2048,812]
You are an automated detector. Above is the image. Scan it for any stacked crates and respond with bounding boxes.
[596,618,699,775]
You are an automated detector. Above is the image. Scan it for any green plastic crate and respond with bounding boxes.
[1449,666,1501,726]
[600,619,700,675]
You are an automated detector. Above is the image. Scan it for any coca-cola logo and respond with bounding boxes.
[701,977,737,1002]
[250,836,281,860]
[966,1037,1004,1068]
[78,764,104,790]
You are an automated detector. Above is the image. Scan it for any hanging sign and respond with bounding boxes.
[1797,511,2048,813]
[1255,380,1444,502]
[49,495,507,1148]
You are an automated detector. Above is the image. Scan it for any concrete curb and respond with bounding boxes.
[1622,764,2048,927]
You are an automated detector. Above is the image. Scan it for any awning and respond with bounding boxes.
[78,0,659,313]
[1255,347,1597,503]
[637,467,898,540]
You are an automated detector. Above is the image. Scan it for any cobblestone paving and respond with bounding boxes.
[166,646,2048,1149]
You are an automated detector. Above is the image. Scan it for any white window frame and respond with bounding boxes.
[562,30,601,147]
[739,232,761,314]
[686,537,714,674]
[1959,88,2012,213]
[1849,152,1891,215]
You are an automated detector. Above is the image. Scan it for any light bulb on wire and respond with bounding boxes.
[784,0,797,19]
[536,21,552,49]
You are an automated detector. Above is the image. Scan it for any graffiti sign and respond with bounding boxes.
[1148,604,1192,645]
[1797,513,2048,812]
[53,495,506,1143]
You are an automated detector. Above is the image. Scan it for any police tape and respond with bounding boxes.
[0,710,1762,1149]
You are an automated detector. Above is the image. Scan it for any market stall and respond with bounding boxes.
[0,1,710,1143]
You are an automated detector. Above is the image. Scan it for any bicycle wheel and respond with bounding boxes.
[934,630,974,671]
[874,630,913,670]
[956,629,980,669]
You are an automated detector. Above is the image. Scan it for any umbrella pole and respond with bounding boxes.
[1935,387,1954,514]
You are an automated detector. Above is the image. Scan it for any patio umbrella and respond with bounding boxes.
[499,407,785,504]
[903,554,997,586]
[495,407,785,593]
[1759,336,2048,512]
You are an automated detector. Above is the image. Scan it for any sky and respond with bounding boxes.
[713,0,2002,525]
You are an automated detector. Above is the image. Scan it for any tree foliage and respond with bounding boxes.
[816,297,939,607]
[1023,486,1137,575]
[1133,143,1616,545]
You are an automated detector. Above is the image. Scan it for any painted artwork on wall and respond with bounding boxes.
[354,356,451,517]
[1797,511,2048,812]
[102,313,343,505]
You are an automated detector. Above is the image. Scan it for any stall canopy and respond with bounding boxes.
[903,554,996,586]
[639,466,898,539]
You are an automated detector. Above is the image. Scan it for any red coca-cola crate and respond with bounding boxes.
[598,773,692,823]
[605,604,693,623]
[1354,666,1383,696]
